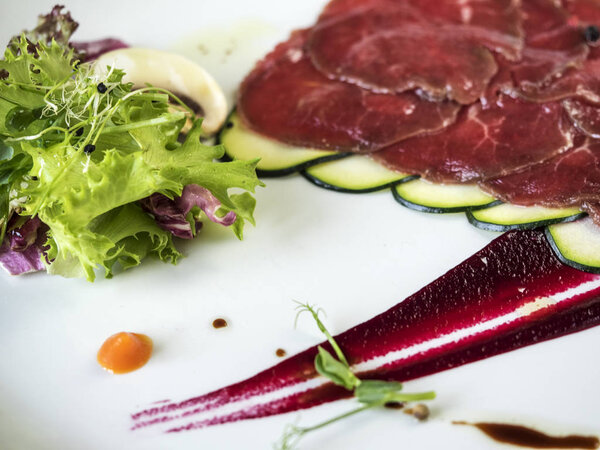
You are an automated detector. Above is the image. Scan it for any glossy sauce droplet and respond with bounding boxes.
[454,421,599,449]
[212,318,228,329]
[97,332,153,374]
[384,402,404,410]
[275,348,287,358]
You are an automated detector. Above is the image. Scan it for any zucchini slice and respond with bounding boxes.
[302,156,414,193]
[392,179,499,213]
[546,218,600,273]
[219,112,351,176]
[467,203,585,231]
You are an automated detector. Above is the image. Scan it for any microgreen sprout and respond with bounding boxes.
[294,301,350,367]
[1,38,195,153]
[276,303,436,450]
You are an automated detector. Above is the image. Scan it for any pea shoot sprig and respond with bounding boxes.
[275,302,436,450]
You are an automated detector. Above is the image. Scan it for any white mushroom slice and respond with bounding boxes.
[94,48,227,135]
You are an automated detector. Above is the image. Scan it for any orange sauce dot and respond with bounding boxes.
[97,332,153,374]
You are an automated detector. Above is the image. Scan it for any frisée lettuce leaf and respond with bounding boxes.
[0,35,262,281]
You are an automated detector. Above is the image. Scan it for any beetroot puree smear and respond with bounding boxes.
[131,230,600,432]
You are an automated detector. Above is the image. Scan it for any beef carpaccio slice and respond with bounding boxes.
[237,0,599,215]
[524,0,600,140]
[565,0,600,30]
[237,30,459,153]
[306,0,523,104]
[510,0,600,104]
[516,44,599,104]
[314,0,524,59]
[583,202,600,224]
[370,95,574,183]
[492,0,589,101]
[565,98,600,138]
[481,138,600,206]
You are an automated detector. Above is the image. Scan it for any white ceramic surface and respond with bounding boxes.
[0,1,598,449]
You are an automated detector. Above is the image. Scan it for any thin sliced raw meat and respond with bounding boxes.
[371,95,574,183]
[564,0,600,26]
[481,138,600,211]
[238,30,460,153]
[504,0,596,103]
[583,202,600,224]
[315,0,523,56]
[548,0,600,136]
[307,0,523,103]
[565,98,600,137]
[517,46,600,104]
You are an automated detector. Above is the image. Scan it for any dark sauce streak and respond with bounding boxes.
[212,318,228,329]
[454,421,600,449]
[275,348,287,358]
[384,402,404,410]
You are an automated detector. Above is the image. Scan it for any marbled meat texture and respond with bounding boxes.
[237,0,600,220]
[238,30,459,153]
[370,96,574,183]
[512,0,598,104]
[307,0,524,104]
[481,137,600,207]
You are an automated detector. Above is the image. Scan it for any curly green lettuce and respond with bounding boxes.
[0,37,262,281]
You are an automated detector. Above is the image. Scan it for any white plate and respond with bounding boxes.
[1,1,598,449]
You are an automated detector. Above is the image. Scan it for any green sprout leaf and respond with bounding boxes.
[354,380,403,404]
[355,379,436,404]
[275,403,378,450]
[295,301,350,367]
[314,346,360,390]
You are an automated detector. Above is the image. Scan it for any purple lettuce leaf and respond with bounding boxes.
[139,194,198,240]
[7,5,79,55]
[140,185,237,240]
[177,185,237,226]
[0,217,48,275]
[5,5,128,63]
[71,38,128,62]
[8,216,42,251]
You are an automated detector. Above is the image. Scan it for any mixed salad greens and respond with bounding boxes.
[0,7,262,281]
